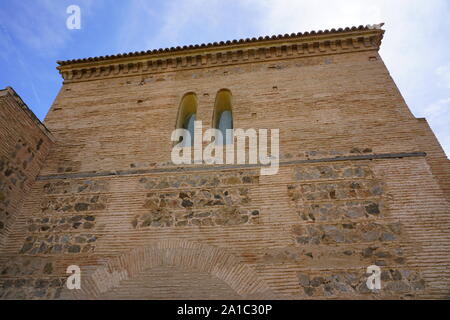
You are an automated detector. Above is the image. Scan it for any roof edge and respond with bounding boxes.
[57,23,385,67]
[0,87,54,141]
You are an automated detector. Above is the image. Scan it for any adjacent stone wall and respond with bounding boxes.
[0,256,65,299]
[0,87,54,249]
[18,180,108,257]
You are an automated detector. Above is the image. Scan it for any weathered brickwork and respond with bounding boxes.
[139,170,259,189]
[0,256,65,299]
[133,206,259,229]
[0,26,449,299]
[288,164,386,221]
[293,221,401,244]
[297,200,383,222]
[0,138,40,234]
[0,87,54,248]
[16,179,108,259]
[27,215,96,233]
[259,244,407,266]
[296,269,425,298]
[43,180,109,195]
[19,233,97,255]
[40,195,108,215]
[132,171,260,228]
[283,161,427,299]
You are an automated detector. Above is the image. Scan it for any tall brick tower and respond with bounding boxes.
[1,24,449,299]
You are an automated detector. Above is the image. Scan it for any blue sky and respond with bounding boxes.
[0,0,449,156]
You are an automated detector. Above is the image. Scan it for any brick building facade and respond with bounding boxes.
[0,24,449,299]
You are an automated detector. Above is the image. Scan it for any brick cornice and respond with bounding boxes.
[57,25,385,83]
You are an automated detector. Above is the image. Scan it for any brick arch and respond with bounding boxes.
[67,240,275,299]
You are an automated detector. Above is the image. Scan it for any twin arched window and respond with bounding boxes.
[176,90,233,146]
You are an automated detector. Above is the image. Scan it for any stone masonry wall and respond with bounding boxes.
[0,87,54,249]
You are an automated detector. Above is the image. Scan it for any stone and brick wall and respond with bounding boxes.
[0,87,54,249]
[0,26,449,299]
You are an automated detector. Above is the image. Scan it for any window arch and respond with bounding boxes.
[176,92,198,147]
[213,89,233,144]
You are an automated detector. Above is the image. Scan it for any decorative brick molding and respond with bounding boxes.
[64,240,275,299]
[57,26,384,83]
[35,152,426,181]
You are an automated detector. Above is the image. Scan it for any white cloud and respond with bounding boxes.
[436,64,450,88]
[0,1,69,56]
[116,0,231,53]
[245,0,448,83]
[0,0,100,56]
[424,98,450,155]
[424,98,450,120]
[150,0,218,46]
[243,0,450,156]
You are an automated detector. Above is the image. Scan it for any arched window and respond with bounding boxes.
[176,93,198,147]
[213,89,233,144]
